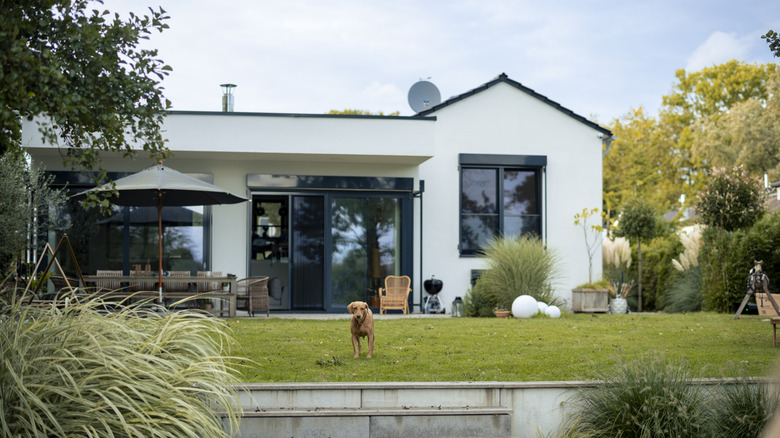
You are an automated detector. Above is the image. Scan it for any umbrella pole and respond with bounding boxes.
[158,196,163,305]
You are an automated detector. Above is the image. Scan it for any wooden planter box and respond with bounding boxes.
[571,288,609,313]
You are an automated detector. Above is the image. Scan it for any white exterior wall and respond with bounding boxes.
[23,80,606,312]
[419,83,604,310]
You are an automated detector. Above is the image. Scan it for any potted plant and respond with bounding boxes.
[199,299,213,312]
[571,279,610,313]
[493,308,511,318]
[572,208,609,312]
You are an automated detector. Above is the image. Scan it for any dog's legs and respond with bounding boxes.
[352,335,360,358]
[367,332,374,359]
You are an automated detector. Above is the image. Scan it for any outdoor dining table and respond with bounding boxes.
[83,274,237,317]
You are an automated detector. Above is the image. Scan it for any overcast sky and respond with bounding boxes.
[108,0,779,124]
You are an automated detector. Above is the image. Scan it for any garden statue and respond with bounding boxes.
[734,260,780,319]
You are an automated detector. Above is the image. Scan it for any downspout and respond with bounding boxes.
[601,134,616,158]
[413,180,425,313]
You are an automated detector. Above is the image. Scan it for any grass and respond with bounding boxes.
[227,312,780,383]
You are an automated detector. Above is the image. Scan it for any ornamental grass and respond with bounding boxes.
[0,290,242,437]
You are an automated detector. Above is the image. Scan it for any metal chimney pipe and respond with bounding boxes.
[220,83,236,112]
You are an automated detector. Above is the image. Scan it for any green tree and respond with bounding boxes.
[0,151,65,276]
[659,61,777,194]
[0,0,172,176]
[327,109,401,116]
[691,72,780,181]
[604,108,678,218]
[695,165,764,232]
[763,30,780,57]
[614,197,657,311]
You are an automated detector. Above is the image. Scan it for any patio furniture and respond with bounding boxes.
[772,317,780,347]
[166,271,191,293]
[83,274,237,317]
[379,275,412,315]
[50,275,80,293]
[94,270,124,292]
[197,271,223,293]
[236,277,270,317]
[130,270,156,292]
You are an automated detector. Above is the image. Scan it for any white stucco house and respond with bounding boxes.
[23,73,612,313]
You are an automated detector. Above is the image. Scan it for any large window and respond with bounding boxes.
[459,154,545,255]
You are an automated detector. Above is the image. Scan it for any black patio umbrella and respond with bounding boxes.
[72,163,247,302]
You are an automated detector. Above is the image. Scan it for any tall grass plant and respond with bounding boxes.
[0,291,242,437]
[473,234,562,310]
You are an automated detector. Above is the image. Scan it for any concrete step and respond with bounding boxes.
[227,406,513,438]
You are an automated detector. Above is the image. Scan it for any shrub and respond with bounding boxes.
[462,286,495,317]
[700,226,751,312]
[664,266,703,313]
[695,165,765,232]
[475,235,563,309]
[707,376,780,438]
[568,354,708,437]
[0,290,242,437]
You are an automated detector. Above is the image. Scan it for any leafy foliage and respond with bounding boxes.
[0,0,172,175]
[569,354,708,438]
[695,165,765,232]
[473,235,563,310]
[0,152,66,275]
[625,233,682,311]
[763,30,780,57]
[699,226,750,312]
[573,207,604,284]
[664,266,703,313]
[0,291,242,437]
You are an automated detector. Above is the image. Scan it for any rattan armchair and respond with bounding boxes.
[236,277,269,317]
[379,275,412,315]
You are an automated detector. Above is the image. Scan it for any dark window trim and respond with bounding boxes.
[459,153,547,167]
[458,154,546,257]
[247,174,414,193]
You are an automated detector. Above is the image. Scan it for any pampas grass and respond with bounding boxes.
[475,234,562,309]
[0,290,242,437]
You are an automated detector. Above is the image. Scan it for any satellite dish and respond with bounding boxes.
[408,80,441,113]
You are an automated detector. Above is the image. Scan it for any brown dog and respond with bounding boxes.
[347,301,374,359]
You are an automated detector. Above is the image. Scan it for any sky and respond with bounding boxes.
[108,0,780,125]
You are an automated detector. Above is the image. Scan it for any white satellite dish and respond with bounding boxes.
[408,80,441,113]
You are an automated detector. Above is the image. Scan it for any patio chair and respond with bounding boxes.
[166,271,191,293]
[50,275,79,292]
[236,276,270,317]
[130,270,156,292]
[94,270,124,292]
[197,271,222,293]
[379,275,412,315]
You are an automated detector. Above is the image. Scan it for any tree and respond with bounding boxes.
[658,61,777,195]
[0,151,66,276]
[604,108,678,218]
[695,165,765,232]
[614,197,657,312]
[328,109,401,116]
[763,30,780,57]
[691,72,780,181]
[0,0,172,176]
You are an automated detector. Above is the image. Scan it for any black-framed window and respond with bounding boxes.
[459,154,545,255]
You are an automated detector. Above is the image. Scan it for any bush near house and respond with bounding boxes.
[624,233,682,312]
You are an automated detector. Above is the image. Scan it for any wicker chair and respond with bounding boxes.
[379,275,412,315]
[236,277,269,317]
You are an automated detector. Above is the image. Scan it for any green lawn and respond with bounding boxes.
[226,313,780,383]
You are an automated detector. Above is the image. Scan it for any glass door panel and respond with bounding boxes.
[291,196,324,309]
[330,196,400,308]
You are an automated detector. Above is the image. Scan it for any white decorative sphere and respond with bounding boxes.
[537,301,548,314]
[511,295,538,318]
[545,305,561,318]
